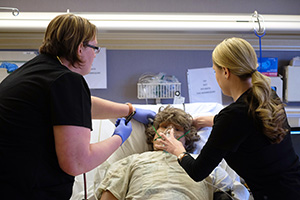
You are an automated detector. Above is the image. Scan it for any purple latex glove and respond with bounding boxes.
[132,107,156,124]
[112,118,132,145]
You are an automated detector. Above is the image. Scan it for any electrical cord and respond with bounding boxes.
[82,173,87,200]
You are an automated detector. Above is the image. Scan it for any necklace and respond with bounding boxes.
[56,56,63,65]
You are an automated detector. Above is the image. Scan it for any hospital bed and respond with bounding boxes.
[70,102,251,200]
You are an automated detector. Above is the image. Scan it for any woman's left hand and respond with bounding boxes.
[154,129,186,157]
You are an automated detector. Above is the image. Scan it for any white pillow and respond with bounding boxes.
[106,118,151,164]
[193,127,212,154]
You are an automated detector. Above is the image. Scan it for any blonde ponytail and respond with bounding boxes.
[250,71,288,143]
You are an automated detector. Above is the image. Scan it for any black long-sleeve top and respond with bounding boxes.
[180,89,300,200]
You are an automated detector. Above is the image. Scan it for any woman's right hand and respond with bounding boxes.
[113,118,132,145]
[192,115,215,130]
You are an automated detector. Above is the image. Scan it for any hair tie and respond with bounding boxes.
[250,69,257,75]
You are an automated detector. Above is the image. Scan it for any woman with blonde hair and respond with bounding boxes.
[157,37,300,200]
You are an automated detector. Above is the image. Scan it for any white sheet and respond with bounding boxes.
[95,151,214,200]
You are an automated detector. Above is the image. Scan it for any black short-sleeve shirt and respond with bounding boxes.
[0,54,92,199]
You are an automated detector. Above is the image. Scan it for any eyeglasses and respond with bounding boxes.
[84,43,101,54]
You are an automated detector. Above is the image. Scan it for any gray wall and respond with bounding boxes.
[2,0,300,105]
[91,50,300,105]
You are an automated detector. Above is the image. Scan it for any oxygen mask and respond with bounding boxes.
[164,126,174,138]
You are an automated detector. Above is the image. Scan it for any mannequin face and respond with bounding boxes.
[152,122,186,150]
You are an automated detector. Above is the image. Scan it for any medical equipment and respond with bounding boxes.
[164,127,172,138]
[252,11,266,69]
[125,111,136,125]
[152,125,190,142]
[137,73,182,104]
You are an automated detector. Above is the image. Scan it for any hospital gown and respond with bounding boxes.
[95,151,248,200]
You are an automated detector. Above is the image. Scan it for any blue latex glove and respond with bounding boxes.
[133,108,156,124]
[112,118,132,145]
[0,62,18,73]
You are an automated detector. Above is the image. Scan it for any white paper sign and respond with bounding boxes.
[84,48,107,89]
[187,68,222,104]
